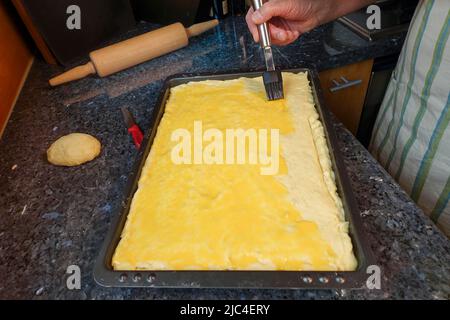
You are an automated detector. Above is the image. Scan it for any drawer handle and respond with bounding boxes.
[329,76,362,92]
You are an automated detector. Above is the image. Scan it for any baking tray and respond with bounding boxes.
[94,68,374,289]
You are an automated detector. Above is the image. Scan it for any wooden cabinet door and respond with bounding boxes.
[319,59,373,135]
[0,1,33,138]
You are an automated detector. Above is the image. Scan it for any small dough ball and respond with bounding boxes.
[47,133,101,166]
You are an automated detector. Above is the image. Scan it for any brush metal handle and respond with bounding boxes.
[251,0,271,48]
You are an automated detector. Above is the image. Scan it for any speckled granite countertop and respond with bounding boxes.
[0,16,449,300]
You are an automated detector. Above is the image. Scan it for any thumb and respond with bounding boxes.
[252,0,289,24]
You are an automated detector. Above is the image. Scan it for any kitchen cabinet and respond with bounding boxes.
[12,0,135,66]
[319,59,374,135]
[0,1,33,138]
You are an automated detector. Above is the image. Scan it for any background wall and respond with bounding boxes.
[0,0,33,137]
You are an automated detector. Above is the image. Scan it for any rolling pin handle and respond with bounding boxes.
[185,19,219,38]
[49,19,218,87]
[49,62,96,86]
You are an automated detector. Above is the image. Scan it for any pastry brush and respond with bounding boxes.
[251,0,284,101]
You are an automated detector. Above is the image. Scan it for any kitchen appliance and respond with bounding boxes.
[49,19,219,86]
[94,68,373,289]
[13,0,136,66]
[338,0,419,41]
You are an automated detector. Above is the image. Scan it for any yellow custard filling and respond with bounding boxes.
[112,72,357,271]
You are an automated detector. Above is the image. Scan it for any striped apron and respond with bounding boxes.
[370,0,450,237]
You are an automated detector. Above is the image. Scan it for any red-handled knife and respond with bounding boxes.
[121,107,144,149]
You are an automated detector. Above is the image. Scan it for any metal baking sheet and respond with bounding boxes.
[94,68,374,289]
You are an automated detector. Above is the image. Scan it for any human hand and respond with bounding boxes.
[246,0,374,46]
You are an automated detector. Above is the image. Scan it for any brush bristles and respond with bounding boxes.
[265,82,284,100]
[263,70,284,101]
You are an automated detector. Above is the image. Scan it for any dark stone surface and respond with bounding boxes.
[0,16,449,300]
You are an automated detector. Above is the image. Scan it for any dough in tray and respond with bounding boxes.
[112,72,357,271]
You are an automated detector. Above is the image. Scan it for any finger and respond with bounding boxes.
[252,0,288,25]
[266,17,289,45]
[268,23,298,46]
[268,23,288,45]
[278,17,293,33]
[269,16,291,31]
[279,30,300,46]
[245,8,259,42]
[270,18,302,45]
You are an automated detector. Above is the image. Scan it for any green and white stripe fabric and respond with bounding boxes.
[370,0,450,237]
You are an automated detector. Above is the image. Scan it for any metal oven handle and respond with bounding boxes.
[330,76,362,92]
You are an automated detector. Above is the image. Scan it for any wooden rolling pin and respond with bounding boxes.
[49,19,219,86]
